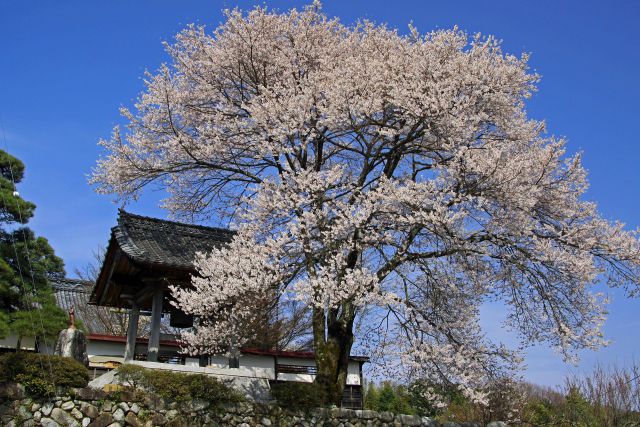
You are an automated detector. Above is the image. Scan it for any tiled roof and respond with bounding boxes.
[51,277,93,313]
[52,278,176,338]
[114,210,235,270]
[51,278,113,335]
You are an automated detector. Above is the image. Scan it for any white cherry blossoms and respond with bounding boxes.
[92,3,640,407]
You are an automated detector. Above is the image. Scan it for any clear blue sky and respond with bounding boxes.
[1,0,639,387]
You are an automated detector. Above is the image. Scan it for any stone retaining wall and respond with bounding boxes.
[0,384,507,427]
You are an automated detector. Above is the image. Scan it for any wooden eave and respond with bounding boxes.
[90,229,195,311]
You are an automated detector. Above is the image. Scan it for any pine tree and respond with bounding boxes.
[0,149,67,349]
[364,381,380,410]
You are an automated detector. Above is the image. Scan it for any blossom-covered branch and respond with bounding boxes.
[92,2,640,405]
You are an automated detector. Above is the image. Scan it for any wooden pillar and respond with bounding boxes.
[123,303,139,362]
[147,287,163,362]
[228,335,240,368]
[198,354,208,367]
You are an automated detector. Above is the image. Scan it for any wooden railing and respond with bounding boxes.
[276,364,318,375]
[134,352,183,365]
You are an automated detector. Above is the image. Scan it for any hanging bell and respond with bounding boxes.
[169,307,194,328]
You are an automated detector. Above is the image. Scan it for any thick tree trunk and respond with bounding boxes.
[312,304,356,406]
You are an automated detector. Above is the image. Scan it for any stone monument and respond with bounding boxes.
[54,306,89,367]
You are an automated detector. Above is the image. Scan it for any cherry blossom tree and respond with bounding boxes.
[92,3,640,404]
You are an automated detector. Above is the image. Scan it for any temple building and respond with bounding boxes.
[69,210,366,408]
[89,210,234,363]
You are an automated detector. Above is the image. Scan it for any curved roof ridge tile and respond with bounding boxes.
[115,216,147,261]
[118,209,236,236]
[113,209,235,269]
[50,277,94,292]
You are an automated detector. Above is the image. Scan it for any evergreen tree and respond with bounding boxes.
[364,381,415,414]
[562,387,597,427]
[0,149,67,348]
[364,381,380,410]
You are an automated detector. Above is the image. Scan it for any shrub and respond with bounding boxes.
[407,381,462,417]
[269,381,330,409]
[116,364,243,403]
[0,352,89,397]
[116,364,146,390]
[523,399,559,426]
[563,362,640,426]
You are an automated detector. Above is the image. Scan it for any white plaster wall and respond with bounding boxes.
[274,358,362,385]
[206,354,276,379]
[347,360,361,386]
[277,373,315,383]
[86,341,185,358]
[86,341,126,357]
[132,360,273,380]
[240,354,275,371]
[207,355,228,369]
[207,365,273,379]
[208,354,276,369]
[40,337,364,386]
[0,334,37,351]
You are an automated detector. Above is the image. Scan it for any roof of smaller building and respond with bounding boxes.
[51,277,93,312]
[52,277,94,292]
[114,210,235,270]
[51,278,109,335]
[53,277,172,337]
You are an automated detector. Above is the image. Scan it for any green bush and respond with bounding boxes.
[0,352,89,397]
[116,364,146,390]
[406,381,467,417]
[523,399,558,426]
[269,381,330,409]
[364,381,416,415]
[117,364,243,403]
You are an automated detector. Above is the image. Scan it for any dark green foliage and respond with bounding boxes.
[523,399,557,426]
[521,387,601,427]
[407,381,468,417]
[0,150,34,225]
[0,149,67,343]
[363,381,379,409]
[268,366,639,426]
[0,352,89,397]
[8,295,69,341]
[364,381,415,414]
[116,364,244,403]
[269,381,330,409]
[0,311,8,338]
[561,387,596,426]
[367,379,523,422]
[117,364,147,390]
